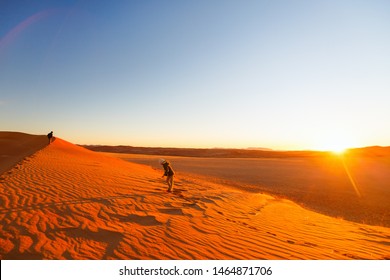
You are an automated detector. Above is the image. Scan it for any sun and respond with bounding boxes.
[320,145,349,155]
[328,144,348,154]
[314,141,348,154]
[313,134,352,154]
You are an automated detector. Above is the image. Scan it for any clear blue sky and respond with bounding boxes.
[1,0,389,150]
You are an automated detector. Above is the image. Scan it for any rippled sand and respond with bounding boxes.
[0,135,389,259]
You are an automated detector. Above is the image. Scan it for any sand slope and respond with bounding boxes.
[111,153,390,227]
[0,132,48,175]
[0,138,389,259]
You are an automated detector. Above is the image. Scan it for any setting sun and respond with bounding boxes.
[329,145,348,154]
[312,133,354,154]
[317,143,348,154]
[325,140,350,154]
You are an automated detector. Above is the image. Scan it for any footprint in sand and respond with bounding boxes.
[172,188,187,195]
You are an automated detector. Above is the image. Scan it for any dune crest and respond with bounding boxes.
[0,138,389,259]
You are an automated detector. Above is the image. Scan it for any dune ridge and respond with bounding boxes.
[0,137,389,259]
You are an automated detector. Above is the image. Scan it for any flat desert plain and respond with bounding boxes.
[1,132,389,259]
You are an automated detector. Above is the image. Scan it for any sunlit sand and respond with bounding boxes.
[0,132,389,260]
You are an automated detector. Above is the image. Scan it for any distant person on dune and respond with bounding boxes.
[159,159,175,192]
[47,131,54,144]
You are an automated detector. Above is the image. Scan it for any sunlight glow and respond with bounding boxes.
[341,157,362,197]
[312,131,356,154]
[315,141,350,154]
[329,145,348,155]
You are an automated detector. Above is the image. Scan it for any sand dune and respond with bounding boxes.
[0,132,48,175]
[109,153,390,227]
[0,135,389,259]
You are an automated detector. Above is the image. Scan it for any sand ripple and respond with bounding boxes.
[1,138,389,259]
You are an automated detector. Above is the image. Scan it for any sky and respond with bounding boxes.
[1,0,389,150]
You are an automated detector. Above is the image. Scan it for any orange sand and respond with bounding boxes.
[0,134,389,259]
[0,132,47,175]
[108,153,390,227]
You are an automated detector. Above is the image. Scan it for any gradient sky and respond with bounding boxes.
[1,0,389,150]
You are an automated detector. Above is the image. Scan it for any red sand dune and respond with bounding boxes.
[0,133,389,259]
[110,152,390,227]
[0,132,47,175]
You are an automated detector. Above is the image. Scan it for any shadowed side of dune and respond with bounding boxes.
[0,132,49,175]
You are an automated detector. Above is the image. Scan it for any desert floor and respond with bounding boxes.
[109,152,390,227]
[0,133,389,259]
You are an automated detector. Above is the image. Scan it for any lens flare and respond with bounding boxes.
[341,156,361,198]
